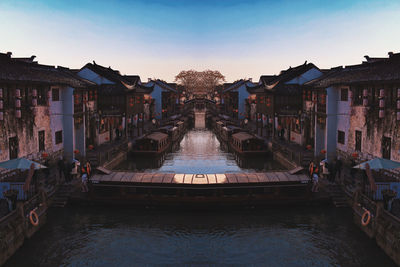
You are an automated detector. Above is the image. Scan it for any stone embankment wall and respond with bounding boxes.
[0,194,47,266]
[352,192,400,265]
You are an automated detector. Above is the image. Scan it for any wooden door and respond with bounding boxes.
[38,130,45,151]
[382,137,391,159]
[9,136,18,159]
[355,130,362,151]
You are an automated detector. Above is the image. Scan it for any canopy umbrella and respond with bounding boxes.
[353,158,400,170]
[0,158,47,170]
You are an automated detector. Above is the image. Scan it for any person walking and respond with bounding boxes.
[81,172,88,192]
[57,157,65,182]
[312,171,319,193]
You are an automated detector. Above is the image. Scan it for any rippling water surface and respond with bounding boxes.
[116,129,285,173]
[5,206,395,266]
[5,129,396,266]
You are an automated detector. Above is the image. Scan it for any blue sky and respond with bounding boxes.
[1,0,400,82]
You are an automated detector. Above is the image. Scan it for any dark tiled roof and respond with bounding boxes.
[0,53,92,88]
[306,53,400,88]
[265,62,318,87]
[82,62,133,86]
[153,80,178,93]
[259,75,276,84]
[124,75,141,85]
[245,83,264,94]
[222,79,257,93]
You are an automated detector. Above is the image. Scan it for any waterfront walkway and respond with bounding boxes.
[91,171,310,185]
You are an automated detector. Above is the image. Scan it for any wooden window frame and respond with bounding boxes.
[337,130,345,145]
[55,130,63,145]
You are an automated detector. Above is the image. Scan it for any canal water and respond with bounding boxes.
[116,129,285,173]
[5,206,396,266]
[4,129,396,266]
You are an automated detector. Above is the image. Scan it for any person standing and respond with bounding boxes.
[64,159,71,183]
[336,157,342,182]
[57,157,65,182]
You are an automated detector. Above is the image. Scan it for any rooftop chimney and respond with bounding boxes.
[364,55,370,61]
[6,52,12,58]
[30,55,36,61]
[388,52,394,58]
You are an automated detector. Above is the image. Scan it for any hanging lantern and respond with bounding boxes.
[32,89,37,97]
[0,100,3,110]
[320,149,326,154]
[379,99,385,108]
[42,152,49,158]
[352,152,358,158]
[379,89,385,98]
[15,89,21,98]
[306,145,312,150]
[379,109,385,118]
[88,145,94,150]
[15,109,21,118]
[32,98,37,106]
[73,149,80,154]
[0,88,3,98]
[15,99,21,108]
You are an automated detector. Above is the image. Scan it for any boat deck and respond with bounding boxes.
[91,171,310,187]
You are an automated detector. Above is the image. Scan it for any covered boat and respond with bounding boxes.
[230,132,268,156]
[131,132,170,155]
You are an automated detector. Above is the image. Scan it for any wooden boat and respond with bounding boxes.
[158,125,179,142]
[214,120,225,136]
[76,172,317,208]
[176,120,185,135]
[230,132,269,156]
[221,125,242,142]
[131,132,170,155]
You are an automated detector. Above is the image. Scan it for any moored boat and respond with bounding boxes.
[131,132,170,156]
[230,132,269,156]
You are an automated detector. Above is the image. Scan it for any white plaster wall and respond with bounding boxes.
[148,82,162,120]
[325,86,338,162]
[336,86,351,153]
[49,86,64,154]
[62,87,75,162]
[238,82,251,120]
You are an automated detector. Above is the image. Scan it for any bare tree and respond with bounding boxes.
[175,69,225,99]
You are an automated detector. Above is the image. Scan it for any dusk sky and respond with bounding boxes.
[1,0,400,82]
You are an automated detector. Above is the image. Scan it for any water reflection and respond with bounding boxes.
[5,206,396,267]
[117,129,284,173]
